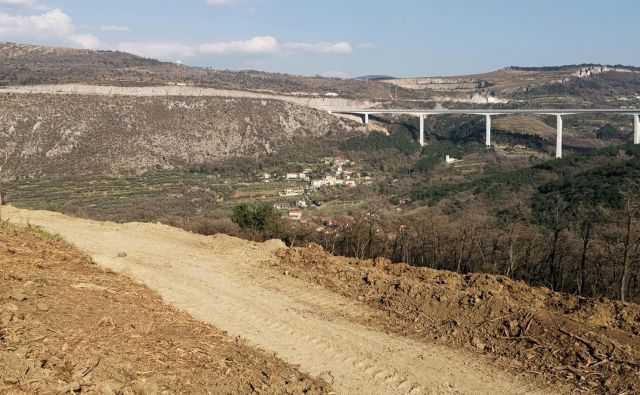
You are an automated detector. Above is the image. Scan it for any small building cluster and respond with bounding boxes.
[308,156,361,191]
[262,156,375,222]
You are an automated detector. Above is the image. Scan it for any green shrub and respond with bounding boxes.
[231,203,281,232]
[596,124,622,140]
[341,131,419,156]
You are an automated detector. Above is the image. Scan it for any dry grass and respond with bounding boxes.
[493,115,557,138]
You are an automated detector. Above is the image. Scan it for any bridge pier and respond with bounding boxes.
[556,114,563,159]
[329,109,640,152]
[485,114,492,148]
[419,114,425,147]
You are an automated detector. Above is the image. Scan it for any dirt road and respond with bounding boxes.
[5,206,548,395]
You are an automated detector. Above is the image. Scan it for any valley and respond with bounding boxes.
[1,41,640,394]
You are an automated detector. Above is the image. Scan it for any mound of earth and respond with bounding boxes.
[273,243,640,394]
[0,223,330,394]
[4,206,560,394]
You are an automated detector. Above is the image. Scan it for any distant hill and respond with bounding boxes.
[1,42,639,182]
[507,64,640,72]
[0,42,404,100]
[0,93,352,180]
[382,64,640,106]
[352,75,395,81]
[3,42,640,106]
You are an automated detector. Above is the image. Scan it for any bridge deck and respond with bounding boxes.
[332,108,640,115]
[331,108,640,156]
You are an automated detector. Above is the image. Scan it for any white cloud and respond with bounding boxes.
[198,36,278,54]
[284,41,352,54]
[100,24,130,32]
[0,8,107,50]
[118,36,353,60]
[117,42,196,59]
[67,33,103,49]
[206,0,235,5]
[0,6,107,49]
[0,8,74,38]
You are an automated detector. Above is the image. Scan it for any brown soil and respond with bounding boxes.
[0,223,330,394]
[274,243,640,394]
[5,206,549,395]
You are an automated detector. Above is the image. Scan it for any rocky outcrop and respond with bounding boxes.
[386,78,491,92]
[572,66,635,78]
[432,93,508,104]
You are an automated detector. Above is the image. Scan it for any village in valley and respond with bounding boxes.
[259,155,374,223]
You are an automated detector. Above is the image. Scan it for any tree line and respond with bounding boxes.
[227,152,640,302]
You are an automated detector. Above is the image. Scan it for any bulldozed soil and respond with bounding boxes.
[0,223,330,394]
[273,244,640,394]
[4,206,550,395]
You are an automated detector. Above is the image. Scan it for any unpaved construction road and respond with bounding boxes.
[5,206,547,395]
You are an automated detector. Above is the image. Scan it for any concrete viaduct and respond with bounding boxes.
[329,109,640,158]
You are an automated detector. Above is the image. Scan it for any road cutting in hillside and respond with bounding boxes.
[5,206,550,395]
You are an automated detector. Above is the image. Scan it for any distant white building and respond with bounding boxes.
[325,92,339,97]
[311,179,329,189]
[286,173,306,180]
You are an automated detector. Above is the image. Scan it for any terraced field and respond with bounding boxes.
[4,172,306,223]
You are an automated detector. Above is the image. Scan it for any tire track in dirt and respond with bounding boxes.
[6,206,549,395]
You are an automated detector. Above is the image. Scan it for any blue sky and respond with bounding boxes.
[0,0,638,77]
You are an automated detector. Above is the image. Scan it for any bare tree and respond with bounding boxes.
[0,150,7,222]
[572,204,606,296]
[619,180,640,302]
[535,192,572,291]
